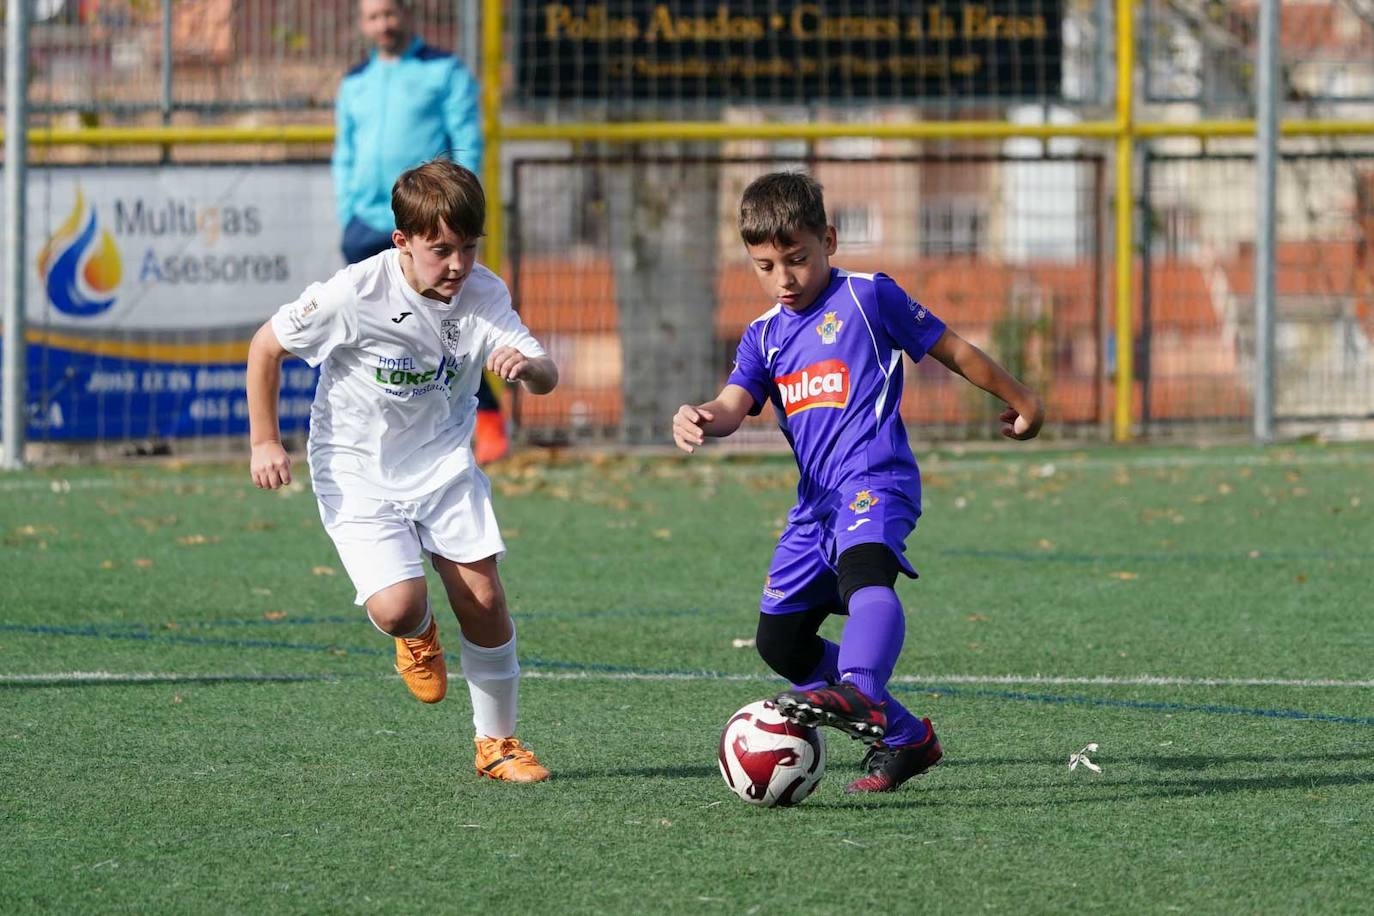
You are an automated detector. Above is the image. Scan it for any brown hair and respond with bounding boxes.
[392,158,486,240]
[738,172,828,247]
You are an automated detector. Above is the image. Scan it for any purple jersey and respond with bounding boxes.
[727,268,947,524]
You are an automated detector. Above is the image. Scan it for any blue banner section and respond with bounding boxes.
[16,342,318,441]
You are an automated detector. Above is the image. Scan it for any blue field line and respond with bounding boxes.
[80,615,360,632]
[4,621,1371,727]
[937,547,1362,565]
[0,623,707,667]
[0,622,391,658]
[59,606,714,634]
[889,683,1374,728]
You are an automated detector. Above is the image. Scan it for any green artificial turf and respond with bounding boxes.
[2,442,1371,913]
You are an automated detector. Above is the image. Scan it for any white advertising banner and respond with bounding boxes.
[5,164,342,330]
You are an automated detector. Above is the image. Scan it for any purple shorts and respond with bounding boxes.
[759,484,920,616]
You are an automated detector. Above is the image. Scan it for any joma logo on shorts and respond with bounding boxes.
[775,359,849,416]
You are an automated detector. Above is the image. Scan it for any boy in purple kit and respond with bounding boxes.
[672,173,1045,793]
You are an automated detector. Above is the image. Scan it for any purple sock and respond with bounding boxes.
[838,587,929,746]
[838,586,906,702]
[880,696,930,746]
[791,638,839,691]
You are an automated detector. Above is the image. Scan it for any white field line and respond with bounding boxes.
[3,670,1372,689]
[3,447,1373,493]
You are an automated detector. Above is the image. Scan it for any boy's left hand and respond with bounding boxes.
[1000,400,1044,440]
[487,346,533,382]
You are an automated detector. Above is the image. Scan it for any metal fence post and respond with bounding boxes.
[3,0,32,469]
[1254,0,1279,442]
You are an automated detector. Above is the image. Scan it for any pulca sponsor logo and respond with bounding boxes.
[774,359,849,415]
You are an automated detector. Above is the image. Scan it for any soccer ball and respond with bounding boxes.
[717,699,825,807]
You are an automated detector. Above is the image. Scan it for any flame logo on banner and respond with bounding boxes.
[37,187,122,317]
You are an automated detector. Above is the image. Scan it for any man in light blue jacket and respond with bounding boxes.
[333,0,507,460]
[333,0,483,264]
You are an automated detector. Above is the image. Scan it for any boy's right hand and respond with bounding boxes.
[1000,397,1045,441]
[672,404,715,454]
[251,442,292,489]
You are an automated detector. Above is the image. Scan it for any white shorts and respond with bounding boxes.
[316,467,506,606]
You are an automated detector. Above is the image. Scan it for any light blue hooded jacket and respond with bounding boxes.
[332,37,483,234]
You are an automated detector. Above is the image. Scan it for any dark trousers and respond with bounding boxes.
[341,216,394,265]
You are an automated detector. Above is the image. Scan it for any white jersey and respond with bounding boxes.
[271,249,545,500]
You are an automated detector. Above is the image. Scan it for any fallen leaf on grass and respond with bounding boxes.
[133,558,154,568]
[652,529,672,540]
[312,566,336,576]
[1068,743,1102,773]
[177,534,218,546]
[263,611,288,621]
[1109,571,1138,580]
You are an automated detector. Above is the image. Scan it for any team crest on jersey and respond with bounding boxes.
[439,319,463,358]
[816,311,844,344]
[849,490,879,515]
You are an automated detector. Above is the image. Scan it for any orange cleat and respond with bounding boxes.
[394,619,446,703]
[473,408,509,464]
[474,736,551,783]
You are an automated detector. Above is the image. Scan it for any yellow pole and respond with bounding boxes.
[497,120,1122,142]
[1113,0,1136,442]
[481,0,503,274]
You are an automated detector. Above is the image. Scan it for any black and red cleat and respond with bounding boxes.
[845,718,942,793]
[773,681,887,743]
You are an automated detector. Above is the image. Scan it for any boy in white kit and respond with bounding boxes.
[246,158,557,782]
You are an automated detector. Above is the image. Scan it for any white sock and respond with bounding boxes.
[460,631,519,739]
[373,601,432,639]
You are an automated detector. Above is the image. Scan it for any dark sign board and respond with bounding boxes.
[518,1,1064,103]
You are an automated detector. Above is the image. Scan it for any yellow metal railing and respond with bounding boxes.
[8,0,1374,440]
[12,118,1373,147]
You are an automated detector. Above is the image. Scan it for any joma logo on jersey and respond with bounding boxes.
[774,359,849,416]
[816,311,844,344]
